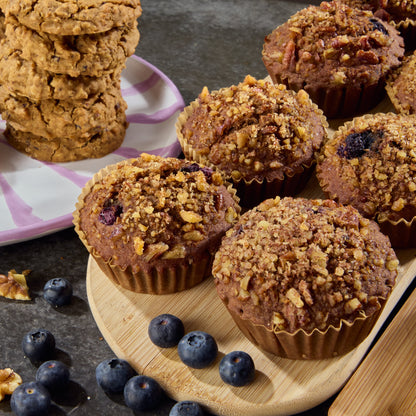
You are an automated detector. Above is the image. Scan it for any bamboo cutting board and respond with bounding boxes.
[329,283,416,416]
[86,244,416,416]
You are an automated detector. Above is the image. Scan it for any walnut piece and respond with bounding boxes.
[0,269,31,300]
[0,368,22,401]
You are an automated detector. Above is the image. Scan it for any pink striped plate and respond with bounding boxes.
[0,55,184,246]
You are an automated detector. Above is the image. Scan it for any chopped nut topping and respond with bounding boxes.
[0,269,31,300]
[213,197,398,334]
[0,369,22,401]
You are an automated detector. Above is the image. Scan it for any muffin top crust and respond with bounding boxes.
[213,197,398,334]
[262,1,404,88]
[77,153,240,271]
[317,112,416,223]
[180,75,327,183]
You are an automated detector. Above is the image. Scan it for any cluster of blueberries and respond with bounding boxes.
[9,280,255,416]
[96,313,256,415]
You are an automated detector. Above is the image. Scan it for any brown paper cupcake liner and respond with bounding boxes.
[393,19,416,51]
[317,113,416,248]
[226,299,386,360]
[73,158,240,295]
[176,93,326,208]
[269,73,386,120]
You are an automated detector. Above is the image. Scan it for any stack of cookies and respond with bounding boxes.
[0,0,142,162]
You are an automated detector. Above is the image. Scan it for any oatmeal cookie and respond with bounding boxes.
[4,109,128,162]
[0,83,127,140]
[2,0,142,36]
[4,15,139,77]
[0,46,122,101]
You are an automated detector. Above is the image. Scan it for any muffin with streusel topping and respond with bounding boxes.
[262,1,404,119]
[212,197,398,359]
[386,50,416,113]
[341,0,416,50]
[317,112,416,247]
[73,153,240,294]
[176,75,328,208]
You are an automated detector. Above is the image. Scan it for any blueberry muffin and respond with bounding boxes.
[213,197,398,359]
[74,154,240,294]
[176,75,328,208]
[262,1,404,118]
[317,112,416,247]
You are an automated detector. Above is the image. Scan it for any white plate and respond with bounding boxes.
[0,55,184,246]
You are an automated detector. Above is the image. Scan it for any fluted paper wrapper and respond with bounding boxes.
[268,73,386,120]
[73,159,240,295]
[318,113,416,248]
[393,18,416,51]
[226,299,386,360]
[176,97,323,208]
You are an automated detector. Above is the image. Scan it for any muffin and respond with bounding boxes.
[176,75,328,208]
[262,1,404,119]
[341,0,416,50]
[212,197,398,360]
[386,50,416,113]
[73,153,240,294]
[316,112,416,247]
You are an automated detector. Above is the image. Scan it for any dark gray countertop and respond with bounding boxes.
[0,1,411,415]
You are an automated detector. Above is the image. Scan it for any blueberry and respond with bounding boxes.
[123,375,164,412]
[148,314,185,348]
[219,351,255,387]
[96,358,136,394]
[36,360,70,392]
[99,204,122,225]
[43,277,73,307]
[337,129,380,159]
[181,163,213,182]
[10,381,51,416]
[22,329,55,363]
[169,400,204,416]
[370,17,388,35]
[177,331,218,369]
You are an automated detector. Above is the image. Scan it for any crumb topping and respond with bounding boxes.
[262,1,404,87]
[213,197,398,334]
[181,75,327,182]
[79,154,239,268]
[317,113,416,222]
[387,51,416,114]
[343,0,416,21]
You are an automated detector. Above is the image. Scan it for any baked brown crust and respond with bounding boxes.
[0,83,127,140]
[3,15,139,77]
[2,0,142,35]
[213,197,398,335]
[262,1,404,118]
[178,75,327,184]
[317,112,416,223]
[0,45,122,101]
[4,109,127,162]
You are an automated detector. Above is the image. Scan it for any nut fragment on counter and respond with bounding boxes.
[0,269,31,300]
[0,368,22,401]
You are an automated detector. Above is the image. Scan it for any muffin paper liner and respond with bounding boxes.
[393,19,416,51]
[73,158,240,295]
[268,73,386,120]
[225,299,386,360]
[176,92,327,208]
[317,113,416,248]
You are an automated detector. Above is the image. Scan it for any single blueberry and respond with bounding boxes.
[181,163,213,182]
[370,17,389,35]
[96,358,136,394]
[337,129,378,159]
[10,381,51,416]
[148,314,185,348]
[219,351,255,387]
[123,375,164,412]
[43,277,73,307]
[36,360,70,392]
[22,329,55,363]
[169,400,204,416]
[99,204,122,225]
[177,331,218,369]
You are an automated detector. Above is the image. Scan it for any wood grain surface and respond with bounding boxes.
[86,96,416,415]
